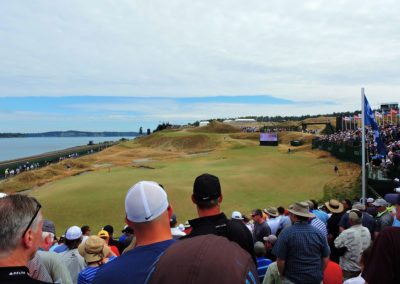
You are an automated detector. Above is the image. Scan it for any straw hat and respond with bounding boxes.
[325,199,344,213]
[264,207,279,217]
[287,202,315,218]
[78,236,110,263]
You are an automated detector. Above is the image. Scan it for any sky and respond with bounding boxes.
[0,0,399,132]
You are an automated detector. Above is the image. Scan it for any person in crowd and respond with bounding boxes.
[169,213,186,239]
[325,199,345,263]
[77,236,116,284]
[0,194,48,284]
[28,219,72,284]
[306,200,328,237]
[265,207,280,235]
[372,198,394,236]
[342,199,352,212]
[118,225,131,243]
[183,173,255,261]
[338,202,376,238]
[310,199,329,224]
[343,245,372,284]
[272,202,330,284]
[59,226,86,284]
[147,235,258,284]
[365,197,377,217]
[80,226,91,243]
[97,230,119,256]
[93,181,175,284]
[323,260,343,284]
[334,209,371,281]
[263,234,277,262]
[254,241,272,283]
[384,193,400,226]
[362,226,400,283]
[252,208,272,242]
[276,206,291,235]
[102,225,123,254]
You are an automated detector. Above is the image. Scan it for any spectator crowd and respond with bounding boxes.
[1,173,400,284]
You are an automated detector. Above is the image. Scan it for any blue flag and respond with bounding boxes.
[364,96,386,156]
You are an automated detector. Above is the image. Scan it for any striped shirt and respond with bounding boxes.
[78,257,116,284]
[311,217,328,237]
[256,257,272,283]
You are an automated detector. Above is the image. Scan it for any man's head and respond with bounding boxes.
[263,234,277,250]
[81,225,91,236]
[251,209,264,224]
[264,207,279,218]
[103,225,114,238]
[125,181,172,245]
[41,219,56,251]
[372,198,388,212]
[287,202,315,223]
[348,209,362,226]
[254,241,266,257]
[342,199,352,211]
[0,194,43,265]
[65,225,83,250]
[384,193,400,219]
[192,173,222,210]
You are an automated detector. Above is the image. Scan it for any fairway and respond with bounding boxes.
[29,133,338,234]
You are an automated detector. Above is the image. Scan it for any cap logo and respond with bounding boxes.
[145,215,153,220]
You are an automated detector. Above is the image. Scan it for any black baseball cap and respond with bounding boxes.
[193,173,221,202]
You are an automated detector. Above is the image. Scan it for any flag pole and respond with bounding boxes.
[361,88,366,205]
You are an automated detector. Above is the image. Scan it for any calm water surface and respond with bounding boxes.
[0,136,135,162]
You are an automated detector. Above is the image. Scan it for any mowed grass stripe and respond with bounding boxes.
[31,144,335,234]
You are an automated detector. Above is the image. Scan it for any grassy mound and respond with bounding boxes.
[189,120,241,133]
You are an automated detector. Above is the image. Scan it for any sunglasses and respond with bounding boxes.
[22,199,42,238]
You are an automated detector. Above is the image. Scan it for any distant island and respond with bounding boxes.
[0,130,138,138]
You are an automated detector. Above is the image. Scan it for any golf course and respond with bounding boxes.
[0,122,360,234]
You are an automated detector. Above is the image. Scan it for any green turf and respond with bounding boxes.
[31,143,335,235]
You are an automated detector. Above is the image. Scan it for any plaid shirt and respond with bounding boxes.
[272,221,330,284]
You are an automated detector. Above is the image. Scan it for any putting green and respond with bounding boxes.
[31,141,336,235]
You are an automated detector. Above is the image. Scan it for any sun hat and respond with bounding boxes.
[193,173,221,202]
[42,219,56,235]
[265,207,279,217]
[78,235,110,263]
[231,211,243,220]
[325,199,344,213]
[97,230,109,239]
[288,202,315,218]
[372,198,388,207]
[125,181,169,223]
[65,225,83,240]
[263,234,277,245]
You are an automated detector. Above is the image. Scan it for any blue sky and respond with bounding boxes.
[1,1,399,132]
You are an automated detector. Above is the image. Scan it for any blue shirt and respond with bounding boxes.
[256,257,272,283]
[53,244,68,253]
[93,239,175,284]
[272,221,330,284]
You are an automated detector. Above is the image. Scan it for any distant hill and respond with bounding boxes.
[0,130,138,138]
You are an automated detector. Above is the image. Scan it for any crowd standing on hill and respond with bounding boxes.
[1,173,400,284]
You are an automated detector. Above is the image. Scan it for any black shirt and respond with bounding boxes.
[0,266,50,284]
[183,212,256,263]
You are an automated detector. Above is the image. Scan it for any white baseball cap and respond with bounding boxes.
[65,225,83,240]
[125,181,169,223]
[231,211,243,220]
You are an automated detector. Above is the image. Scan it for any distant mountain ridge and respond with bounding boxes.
[0,130,138,138]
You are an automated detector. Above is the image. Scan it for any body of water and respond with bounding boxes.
[0,136,136,162]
